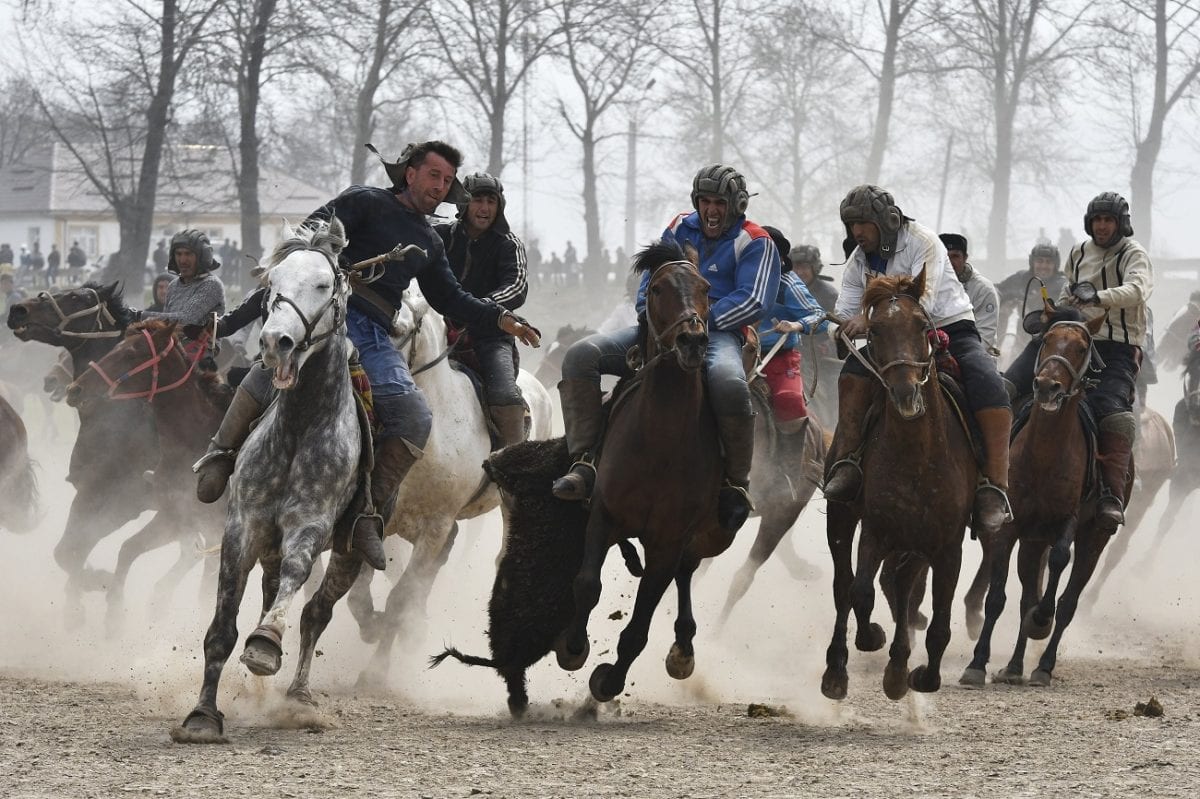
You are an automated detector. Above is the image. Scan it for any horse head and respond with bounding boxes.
[1032,304,1104,412]
[391,285,444,372]
[258,217,349,390]
[862,269,933,419]
[633,240,710,371]
[65,319,184,408]
[6,281,133,346]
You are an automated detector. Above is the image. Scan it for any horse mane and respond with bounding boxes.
[264,218,348,272]
[82,280,139,329]
[631,239,688,275]
[130,318,177,336]
[861,273,918,312]
[1044,305,1084,326]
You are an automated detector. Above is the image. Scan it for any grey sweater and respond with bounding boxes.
[143,273,226,326]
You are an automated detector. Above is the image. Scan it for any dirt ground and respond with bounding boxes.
[3,355,1199,798]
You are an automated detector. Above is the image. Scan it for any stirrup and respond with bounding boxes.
[974,480,1014,524]
[192,446,235,473]
[718,480,754,533]
[552,457,597,502]
[1095,489,1125,532]
[720,480,755,512]
[821,455,863,500]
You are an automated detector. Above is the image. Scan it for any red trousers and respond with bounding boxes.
[761,349,808,422]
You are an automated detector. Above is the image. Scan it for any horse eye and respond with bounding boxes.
[316,284,330,290]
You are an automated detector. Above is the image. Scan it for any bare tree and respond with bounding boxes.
[1104,0,1200,249]
[28,0,221,293]
[433,0,562,176]
[0,76,47,169]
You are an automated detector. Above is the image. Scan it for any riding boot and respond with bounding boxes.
[1096,424,1134,536]
[489,403,527,450]
[351,437,419,570]
[551,378,604,501]
[972,407,1014,535]
[716,414,757,532]
[823,374,875,502]
[193,386,264,503]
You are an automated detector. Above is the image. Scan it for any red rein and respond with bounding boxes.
[87,328,209,402]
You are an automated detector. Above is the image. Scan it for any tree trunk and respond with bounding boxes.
[1128,0,1169,250]
[349,0,391,186]
[864,0,901,184]
[709,0,722,162]
[988,101,1016,273]
[237,0,276,283]
[581,115,602,288]
[488,100,506,177]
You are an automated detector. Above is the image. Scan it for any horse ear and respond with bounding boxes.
[682,242,700,268]
[103,281,120,297]
[908,267,927,301]
[281,218,296,240]
[1085,309,1106,335]
[328,216,347,254]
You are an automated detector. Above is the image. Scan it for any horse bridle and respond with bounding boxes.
[267,253,346,352]
[396,295,458,376]
[1034,320,1102,400]
[85,327,209,401]
[33,288,123,340]
[643,261,708,364]
[842,294,935,389]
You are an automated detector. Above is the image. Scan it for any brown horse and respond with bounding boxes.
[6,283,159,625]
[960,305,1125,687]
[554,241,733,702]
[65,320,229,635]
[821,270,976,701]
[0,392,38,533]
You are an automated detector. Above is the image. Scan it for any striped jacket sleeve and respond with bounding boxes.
[488,232,529,310]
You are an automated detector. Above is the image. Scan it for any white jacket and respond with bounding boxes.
[1061,236,1152,347]
[836,220,975,328]
[960,263,1000,352]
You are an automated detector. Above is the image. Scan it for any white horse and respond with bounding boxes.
[348,284,552,684]
[176,218,362,741]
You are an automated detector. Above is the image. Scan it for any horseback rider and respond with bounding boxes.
[760,225,828,433]
[194,141,540,571]
[824,185,1013,534]
[789,244,838,313]
[552,163,780,533]
[939,233,1001,357]
[1003,192,1153,534]
[434,172,529,448]
[996,242,1067,347]
[140,230,226,330]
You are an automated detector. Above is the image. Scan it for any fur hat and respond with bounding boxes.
[366,142,469,205]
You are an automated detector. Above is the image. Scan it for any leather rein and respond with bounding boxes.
[85,327,210,402]
[1034,319,1103,400]
[839,293,935,389]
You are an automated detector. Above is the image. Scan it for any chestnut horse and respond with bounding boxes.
[65,320,228,635]
[554,241,732,703]
[821,270,976,701]
[960,305,1126,687]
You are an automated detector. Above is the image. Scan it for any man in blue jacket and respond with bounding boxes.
[551,164,780,532]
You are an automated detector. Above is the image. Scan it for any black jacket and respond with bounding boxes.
[216,286,268,338]
[434,220,528,339]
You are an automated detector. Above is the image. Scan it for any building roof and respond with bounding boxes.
[0,142,331,219]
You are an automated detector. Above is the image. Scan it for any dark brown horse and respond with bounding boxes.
[960,305,1125,687]
[65,319,229,635]
[554,241,733,702]
[821,270,976,701]
[6,283,158,625]
[0,392,38,533]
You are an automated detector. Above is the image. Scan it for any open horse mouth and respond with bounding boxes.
[271,356,298,390]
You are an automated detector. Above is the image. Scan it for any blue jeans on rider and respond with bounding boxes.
[562,325,751,416]
[346,306,432,447]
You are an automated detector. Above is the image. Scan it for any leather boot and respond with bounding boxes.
[973,407,1014,535]
[489,404,527,450]
[193,386,264,503]
[823,374,875,502]
[716,414,757,532]
[552,378,604,501]
[352,437,419,570]
[1096,427,1133,535]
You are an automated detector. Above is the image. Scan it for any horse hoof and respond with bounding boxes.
[965,611,983,641]
[169,707,228,744]
[554,632,589,672]
[1022,607,1053,640]
[1027,669,1052,687]
[665,643,695,680]
[959,667,987,687]
[855,622,887,652]
[356,612,386,644]
[287,686,317,707]
[992,668,1025,685]
[908,665,941,693]
[883,659,909,700]
[821,668,848,701]
[240,628,283,677]
[589,663,619,702]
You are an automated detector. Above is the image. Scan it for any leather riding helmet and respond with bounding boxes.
[365,141,469,205]
[840,184,906,257]
[1028,242,1061,271]
[1084,191,1133,246]
[691,164,750,233]
[167,229,219,274]
[789,244,823,275]
[457,172,509,232]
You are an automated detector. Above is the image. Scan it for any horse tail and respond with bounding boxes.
[3,456,39,534]
[429,646,496,670]
[617,539,644,577]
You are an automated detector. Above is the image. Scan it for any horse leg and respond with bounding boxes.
[1025,519,1076,640]
[906,542,961,694]
[961,531,1017,686]
[850,530,887,653]
[908,562,930,632]
[241,523,328,678]
[666,555,702,680]
[963,539,992,641]
[821,501,859,700]
[175,521,257,743]
[287,551,364,705]
[882,553,923,700]
[344,561,384,643]
[259,554,282,620]
[1029,527,1109,687]
[303,551,327,601]
[104,511,183,638]
[55,490,136,627]
[556,508,613,671]
[1132,478,1188,572]
[996,540,1046,683]
[589,553,677,702]
[717,507,797,626]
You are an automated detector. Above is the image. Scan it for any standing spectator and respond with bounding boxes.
[527,238,544,285]
[67,241,88,276]
[550,252,566,286]
[29,243,45,282]
[0,243,13,270]
[2,272,25,311]
[563,240,579,284]
[17,245,30,283]
[152,239,168,271]
[45,244,61,288]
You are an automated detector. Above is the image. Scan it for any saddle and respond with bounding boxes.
[1011,396,1100,499]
